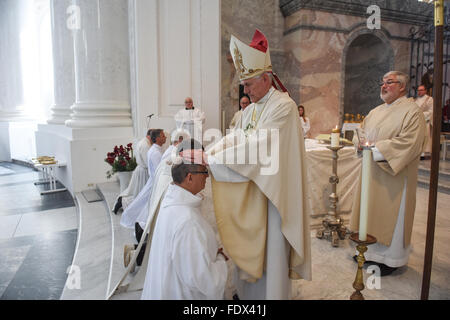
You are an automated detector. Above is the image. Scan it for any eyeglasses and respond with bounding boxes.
[379,81,400,87]
[190,171,209,175]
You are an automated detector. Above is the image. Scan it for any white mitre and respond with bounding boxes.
[229,29,273,81]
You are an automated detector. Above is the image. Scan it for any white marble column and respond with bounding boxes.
[47,0,75,125]
[0,0,26,122]
[0,0,28,161]
[65,0,132,128]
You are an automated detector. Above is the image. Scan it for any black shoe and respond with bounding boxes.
[232,293,240,300]
[136,244,146,266]
[366,261,397,276]
[113,197,122,214]
[379,264,398,276]
[135,222,144,243]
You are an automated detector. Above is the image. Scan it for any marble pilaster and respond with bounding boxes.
[65,0,132,128]
[47,0,75,125]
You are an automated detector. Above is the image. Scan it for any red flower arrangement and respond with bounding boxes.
[105,143,137,178]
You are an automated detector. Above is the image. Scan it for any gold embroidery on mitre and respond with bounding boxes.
[248,65,272,74]
[248,68,264,74]
[233,46,247,75]
[232,41,273,79]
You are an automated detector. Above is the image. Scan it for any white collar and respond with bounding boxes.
[386,95,407,107]
[162,183,203,209]
[255,87,275,105]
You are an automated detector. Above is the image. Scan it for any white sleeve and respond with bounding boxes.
[149,151,162,179]
[194,109,206,123]
[172,222,227,299]
[147,149,153,176]
[174,109,183,122]
[372,146,386,162]
[139,141,149,168]
[303,118,311,134]
[426,98,434,122]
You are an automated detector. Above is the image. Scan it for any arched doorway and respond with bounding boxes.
[343,33,394,117]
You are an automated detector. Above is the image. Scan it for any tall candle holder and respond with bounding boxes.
[349,232,377,300]
[316,145,348,247]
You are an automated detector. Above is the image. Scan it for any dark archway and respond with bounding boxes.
[343,33,393,117]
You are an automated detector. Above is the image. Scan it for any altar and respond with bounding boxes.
[304,139,361,226]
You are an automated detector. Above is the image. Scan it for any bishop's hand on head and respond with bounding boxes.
[179,149,208,166]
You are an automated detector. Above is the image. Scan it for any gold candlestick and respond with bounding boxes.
[316,145,348,247]
[349,232,377,300]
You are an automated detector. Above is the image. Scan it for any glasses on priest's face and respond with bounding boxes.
[379,80,400,87]
[190,170,209,175]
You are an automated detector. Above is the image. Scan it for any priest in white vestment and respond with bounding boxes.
[141,160,227,300]
[415,85,433,156]
[108,139,203,298]
[199,30,312,300]
[112,130,152,214]
[350,71,426,276]
[120,129,166,229]
[134,129,189,231]
[174,97,205,142]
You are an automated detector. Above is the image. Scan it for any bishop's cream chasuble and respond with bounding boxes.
[207,87,312,299]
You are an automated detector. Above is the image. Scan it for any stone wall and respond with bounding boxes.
[282,7,429,137]
[220,0,434,137]
[221,0,285,131]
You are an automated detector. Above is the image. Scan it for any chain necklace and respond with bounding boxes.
[244,89,275,134]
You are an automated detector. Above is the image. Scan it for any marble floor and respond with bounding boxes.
[295,158,450,300]
[292,184,450,300]
[109,159,450,300]
[0,162,78,300]
[1,158,448,300]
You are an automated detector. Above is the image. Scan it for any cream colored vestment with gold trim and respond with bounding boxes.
[207,88,312,299]
[350,96,425,250]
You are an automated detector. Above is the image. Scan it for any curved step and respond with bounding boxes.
[60,190,113,300]
[96,181,136,299]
